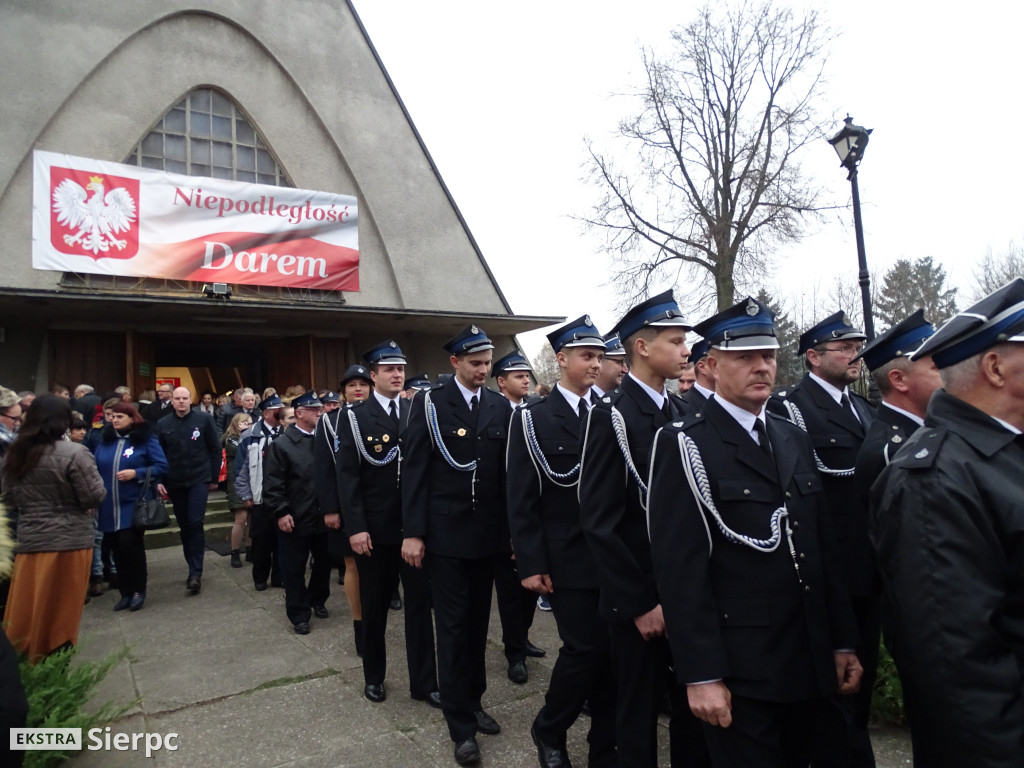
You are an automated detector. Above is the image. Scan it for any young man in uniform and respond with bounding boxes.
[335,340,439,708]
[401,325,508,766]
[508,315,616,768]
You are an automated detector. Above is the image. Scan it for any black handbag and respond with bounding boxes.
[133,467,170,530]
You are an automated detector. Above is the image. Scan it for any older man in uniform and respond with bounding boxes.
[852,310,942,493]
[871,279,1024,768]
[649,297,862,767]
[579,290,708,768]
[402,325,508,766]
[591,334,627,398]
[679,339,715,414]
[335,340,439,707]
[769,311,875,768]
[508,315,616,768]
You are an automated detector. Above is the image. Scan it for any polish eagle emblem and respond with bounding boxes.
[52,175,137,255]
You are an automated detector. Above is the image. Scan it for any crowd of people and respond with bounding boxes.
[1,279,1023,768]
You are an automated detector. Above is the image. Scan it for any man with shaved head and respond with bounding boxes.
[156,387,221,595]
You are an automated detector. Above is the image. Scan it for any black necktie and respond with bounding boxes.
[753,418,773,459]
[841,393,859,423]
[662,398,673,420]
[470,395,478,414]
[388,400,399,427]
[578,398,588,420]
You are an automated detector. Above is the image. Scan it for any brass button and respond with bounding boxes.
[799,552,806,560]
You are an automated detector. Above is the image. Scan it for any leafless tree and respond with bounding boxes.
[582,1,835,313]
[971,241,1024,301]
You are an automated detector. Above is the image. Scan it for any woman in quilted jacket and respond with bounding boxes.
[1,394,105,662]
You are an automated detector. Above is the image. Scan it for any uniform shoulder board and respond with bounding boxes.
[348,400,366,410]
[592,389,624,408]
[891,427,947,469]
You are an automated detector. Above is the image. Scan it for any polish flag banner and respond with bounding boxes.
[32,149,359,291]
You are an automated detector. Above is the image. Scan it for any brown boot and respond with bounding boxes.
[88,575,105,597]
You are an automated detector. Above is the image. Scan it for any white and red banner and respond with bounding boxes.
[32,150,359,291]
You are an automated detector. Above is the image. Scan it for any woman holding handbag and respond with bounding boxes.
[91,402,168,612]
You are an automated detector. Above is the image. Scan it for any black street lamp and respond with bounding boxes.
[829,115,874,340]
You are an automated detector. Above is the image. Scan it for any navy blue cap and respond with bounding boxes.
[688,339,711,363]
[404,373,431,391]
[260,394,284,410]
[693,297,778,351]
[340,364,372,387]
[854,309,935,369]
[493,352,532,377]
[362,339,407,366]
[437,373,454,385]
[611,290,691,341]
[293,390,323,409]
[321,390,340,404]
[912,278,1024,368]
[444,324,494,356]
[603,333,626,358]
[546,315,605,353]
[798,311,866,355]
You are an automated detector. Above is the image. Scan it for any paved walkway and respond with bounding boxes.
[70,546,913,767]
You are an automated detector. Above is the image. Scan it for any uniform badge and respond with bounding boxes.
[746,298,759,316]
[673,421,683,428]
[603,397,611,403]
[382,434,390,443]
[471,325,479,334]
[457,428,467,436]
[914,448,929,459]
[366,435,373,442]
[891,435,902,444]
[374,444,382,453]
[584,315,592,326]
[389,340,397,348]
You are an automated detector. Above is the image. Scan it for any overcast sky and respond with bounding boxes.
[354,1,1024,358]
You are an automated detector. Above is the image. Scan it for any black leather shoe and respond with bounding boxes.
[254,581,268,591]
[453,737,480,765]
[312,605,329,619]
[474,709,500,735]
[293,622,310,635]
[364,683,386,703]
[389,594,402,611]
[411,690,442,709]
[532,724,572,768]
[508,660,528,685]
[186,576,201,595]
[525,639,547,658]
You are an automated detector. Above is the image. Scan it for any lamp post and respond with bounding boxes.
[829,116,874,340]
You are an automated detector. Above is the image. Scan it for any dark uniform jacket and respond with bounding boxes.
[156,408,221,488]
[853,403,921,502]
[313,408,345,517]
[871,390,1024,768]
[401,381,508,559]
[507,386,596,590]
[263,425,325,536]
[678,385,710,416]
[648,397,858,702]
[769,374,876,596]
[579,374,678,623]
[336,396,409,547]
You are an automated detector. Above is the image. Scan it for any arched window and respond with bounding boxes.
[124,88,292,187]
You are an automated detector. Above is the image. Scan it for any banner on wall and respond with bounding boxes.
[32,150,359,291]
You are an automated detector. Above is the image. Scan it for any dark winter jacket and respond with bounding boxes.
[92,422,168,532]
[156,408,221,488]
[262,425,325,535]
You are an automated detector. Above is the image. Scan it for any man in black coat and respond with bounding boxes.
[156,386,221,595]
[579,290,708,768]
[853,309,942,495]
[263,391,330,635]
[679,339,715,414]
[507,316,616,768]
[144,382,174,424]
[768,310,877,768]
[590,333,627,399]
[335,340,439,707]
[649,297,862,767]
[871,280,1024,768]
[401,325,508,766]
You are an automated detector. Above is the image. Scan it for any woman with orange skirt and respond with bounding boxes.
[1,395,106,662]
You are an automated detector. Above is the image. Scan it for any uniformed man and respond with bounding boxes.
[401,373,431,400]
[679,339,715,413]
[491,351,545,685]
[335,340,439,707]
[768,310,876,768]
[401,325,508,766]
[591,333,627,398]
[871,279,1024,768]
[853,309,942,494]
[578,290,708,768]
[508,315,616,768]
[677,362,697,394]
[263,391,329,635]
[648,297,862,767]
